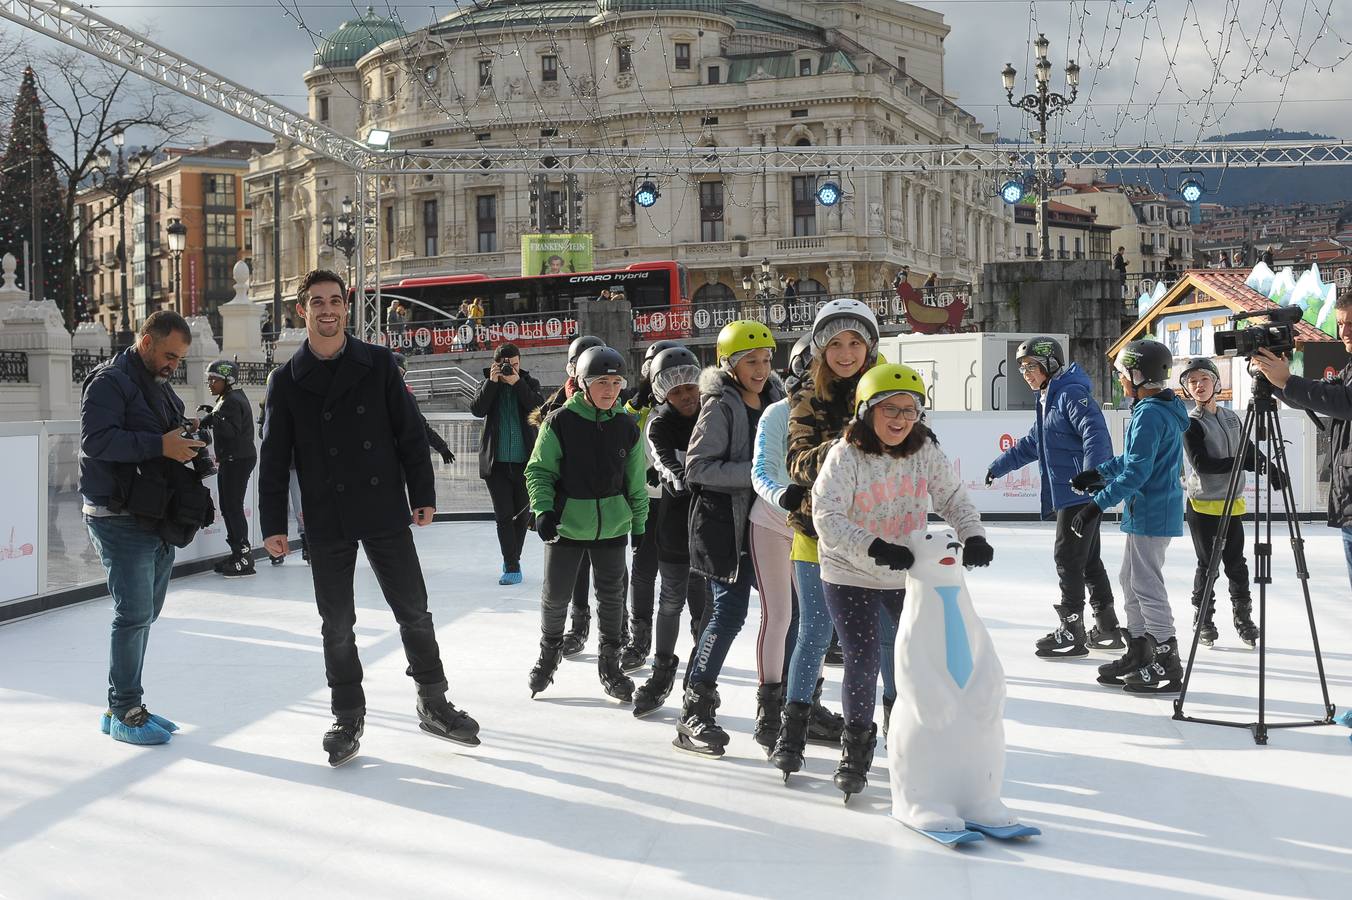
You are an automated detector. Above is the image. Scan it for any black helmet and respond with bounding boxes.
[641,339,685,378]
[785,333,813,392]
[649,346,701,403]
[567,335,605,377]
[392,351,408,372]
[1115,339,1174,390]
[575,345,626,386]
[1015,336,1064,377]
[1178,356,1219,384]
[205,359,237,386]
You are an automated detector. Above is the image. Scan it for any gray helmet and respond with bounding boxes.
[1015,336,1064,377]
[650,346,701,403]
[205,359,237,386]
[567,335,605,377]
[576,345,627,389]
[1116,339,1174,390]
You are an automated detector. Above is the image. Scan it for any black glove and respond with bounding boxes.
[535,511,559,544]
[439,448,455,465]
[867,538,914,572]
[1070,502,1102,538]
[1070,469,1105,494]
[631,529,645,549]
[646,466,660,488]
[984,469,995,487]
[961,535,994,568]
[778,483,807,511]
[633,378,655,410]
[1267,464,1287,491]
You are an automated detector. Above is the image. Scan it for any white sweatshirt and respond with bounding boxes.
[812,438,985,590]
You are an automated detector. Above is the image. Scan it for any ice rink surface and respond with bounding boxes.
[1,522,1349,899]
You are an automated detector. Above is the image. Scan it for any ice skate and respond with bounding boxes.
[752,682,784,757]
[417,697,481,747]
[1232,597,1259,649]
[619,621,651,673]
[633,653,679,717]
[1192,602,1219,647]
[771,701,811,780]
[1088,606,1128,651]
[560,607,590,658]
[598,646,634,703]
[672,682,727,757]
[529,637,564,698]
[806,677,845,746]
[833,723,877,804]
[1123,635,1183,694]
[323,716,363,767]
[1034,605,1089,659]
[1097,636,1149,686]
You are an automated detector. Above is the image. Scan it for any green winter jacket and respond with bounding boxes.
[526,393,649,544]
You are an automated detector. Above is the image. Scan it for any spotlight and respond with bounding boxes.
[1179,177,1204,204]
[999,179,1026,205]
[365,128,392,148]
[634,180,660,208]
[815,180,842,206]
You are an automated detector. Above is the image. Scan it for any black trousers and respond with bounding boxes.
[1187,506,1251,608]
[1054,503,1114,613]
[542,542,626,649]
[308,527,446,716]
[216,457,255,554]
[653,558,712,660]
[629,495,662,625]
[484,462,530,569]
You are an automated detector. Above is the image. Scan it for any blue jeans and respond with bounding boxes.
[786,561,833,704]
[86,516,174,718]
[686,559,756,687]
[1343,527,1352,591]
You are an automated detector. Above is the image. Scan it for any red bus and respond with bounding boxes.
[374,261,689,353]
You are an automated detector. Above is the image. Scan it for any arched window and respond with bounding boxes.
[796,278,825,298]
[693,282,736,306]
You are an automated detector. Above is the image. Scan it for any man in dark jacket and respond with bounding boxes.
[259,268,479,767]
[202,359,257,577]
[81,310,204,746]
[469,341,544,585]
[1253,296,1352,589]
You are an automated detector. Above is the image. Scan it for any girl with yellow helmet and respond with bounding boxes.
[810,363,992,800]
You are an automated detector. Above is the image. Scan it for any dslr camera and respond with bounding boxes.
[1213,304,1302,359]
[484,361,515,378]
[183,406,217,480]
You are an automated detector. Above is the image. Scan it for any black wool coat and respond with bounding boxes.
[259,338,435,542]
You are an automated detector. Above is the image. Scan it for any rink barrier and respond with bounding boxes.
[0,411,1329,623]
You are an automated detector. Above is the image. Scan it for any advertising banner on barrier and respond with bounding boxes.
[0,435,41,603]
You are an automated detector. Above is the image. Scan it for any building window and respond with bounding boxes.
[385,75,395,99]
[675,43,691,69]
[542,55,558,82]
[1058,235,1067,258]
[1074,237,1083,258]
[203,174,235,209]
[205,213,235,249]
[384,205,395,253]
[897,56,907,74]
[791,176,817,237]
[1025,231,1035,255]
[1167,329,1180,355]
[318,96,329,122]
[618,44,632,73]
[707,65,720,85]
[476,195,497,252]
[423,199,438,257]
[1189,326,1202,355]
[799,58,812,76]
[478,59,492,87]
[699,181,724,242]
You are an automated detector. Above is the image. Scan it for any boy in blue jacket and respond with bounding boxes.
[1070,339,1190,694]
[987,337,1123,658]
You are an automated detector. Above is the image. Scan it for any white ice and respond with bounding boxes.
[1,522,1350,899]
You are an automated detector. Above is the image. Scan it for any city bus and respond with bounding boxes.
[374,260,690,354]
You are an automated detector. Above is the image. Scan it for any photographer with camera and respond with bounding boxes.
[1251,295,1352,588]
[80,311,211,746]
[201,360,257,578]
[470,342,544,585]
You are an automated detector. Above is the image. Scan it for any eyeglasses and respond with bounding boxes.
[1018,362,1045,374]
[875,404,920,421]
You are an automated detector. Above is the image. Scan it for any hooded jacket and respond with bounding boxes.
[1091,389,1190,537]
[988,362,1113,517]
[686,366,786,582]
[785,369,865,538]
[646,400,698,563]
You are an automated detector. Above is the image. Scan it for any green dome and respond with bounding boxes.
[312,6,406,69]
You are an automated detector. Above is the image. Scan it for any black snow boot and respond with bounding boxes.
[833,723,878,803]
[771,701,812,780]
[673,682,728,757]
[1088,605,1128,651]
[417,695,481,747]
[806,677,845,746]
[322,715,364,767]
[1097,635,1150,686]
[1123,635,1183,694]
[633,653,679,718]
[561,606,591,658]
[598,645,635,703]
[753,682,785,757]
[529,637,564,698]
[1192,601,1219,647]
[1232,597,1259,648]
[619,620,651,672]
[1035,605,1089,659]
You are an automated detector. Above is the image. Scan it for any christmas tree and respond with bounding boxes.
[0,67,69,316]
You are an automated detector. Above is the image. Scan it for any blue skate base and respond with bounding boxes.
[966,821,1042,840]
[907,824,985,846]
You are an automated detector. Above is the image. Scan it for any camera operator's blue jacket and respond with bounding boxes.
[988,363,1114,518]
[79,347,185,508]
[1091,390,1189,537]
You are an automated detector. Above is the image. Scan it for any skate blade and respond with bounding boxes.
[1087,640,1126,652]
[671,736,725,758]
[418,722,482,747]
[1122,683,1181,695]
[965,821,1041,840]
[327,745,360,768]
[1035,648,1090,660]
[632,704,667,719]
[805,734,842,747]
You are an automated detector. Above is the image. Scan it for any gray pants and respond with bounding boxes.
[541,542,627,649]
[1120,534,1175,640]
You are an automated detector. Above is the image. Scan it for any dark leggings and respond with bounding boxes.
[654,559,711,661]
[629,496,662,625]
[822,581,904,730]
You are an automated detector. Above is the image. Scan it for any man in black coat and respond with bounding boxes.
[469,341,544,585]
[202,359,257,577]
[259,269,480,766]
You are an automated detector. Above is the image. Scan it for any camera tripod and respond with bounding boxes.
[1172,374,1335,745]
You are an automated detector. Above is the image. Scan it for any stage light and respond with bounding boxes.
[633,180,660,208]
[1179,178,1204,204]
[1000,180,1026,205]
[365,128,392,148]
[815,181,841,206]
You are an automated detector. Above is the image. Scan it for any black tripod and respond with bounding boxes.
[1172,374,1335,744]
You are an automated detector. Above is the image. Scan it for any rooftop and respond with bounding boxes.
[312,5,406,69]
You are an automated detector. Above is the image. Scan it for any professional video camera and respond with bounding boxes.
[1213,304,1303,359]
[185,405,217,480]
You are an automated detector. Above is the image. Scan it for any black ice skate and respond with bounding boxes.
[1123,635,1183,694]
[1232,598,1259,649]
[561,607,591,658]
[529,637,564,698]
[1034,605,1089,659]
[221,554,256,578]
[771,701,812,781]
[673,682,728,757]
[806,677,845,746]
[598,646,634,703]
[619,621,651,673]
[1192,603,1219,647]
[633,653,679,717]
[1088,606,1128,651]
[834,723,878,804]
[417,697,481,747]
[753,682,785,757]
[1096,636,1149,686]
[323,716,363,767]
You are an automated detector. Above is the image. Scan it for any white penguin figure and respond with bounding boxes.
[888,527,1039,846]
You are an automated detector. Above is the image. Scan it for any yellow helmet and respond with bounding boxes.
[854,363,927,419]
[715,319,776,364]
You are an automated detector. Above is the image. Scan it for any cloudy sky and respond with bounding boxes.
[2,0,1349,146]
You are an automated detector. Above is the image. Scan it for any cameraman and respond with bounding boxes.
[470,342,544,585]
[202,360,257,577]
[1251,294,1352,588]
[80,311,205,746]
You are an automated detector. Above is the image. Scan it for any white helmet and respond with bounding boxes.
[810,298,880,352]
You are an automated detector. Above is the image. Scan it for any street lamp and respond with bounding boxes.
[742,257,779,301]
[167,217,187,314]
[91,129,151,349]
[1002,34,1079,261]
[323,195,359,287]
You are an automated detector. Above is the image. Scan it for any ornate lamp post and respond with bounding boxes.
[166,216,187,315]
[323,195,359,288]
[740,257,779,302]
[93,130,151,349]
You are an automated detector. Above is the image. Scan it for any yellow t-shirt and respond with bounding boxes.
[1190,497,1247,517]
[791,530,819,564]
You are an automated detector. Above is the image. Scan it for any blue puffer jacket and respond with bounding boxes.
[988,363,1114,518]
[1091,390,1189,537]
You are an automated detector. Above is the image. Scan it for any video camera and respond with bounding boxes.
[1213,304,1302,359]
[185,405,217,480]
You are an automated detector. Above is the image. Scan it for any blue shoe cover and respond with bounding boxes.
[108,709,172,745]
[103,709,179,734]
[1334,709,1352,729]
[499,568,523,586]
